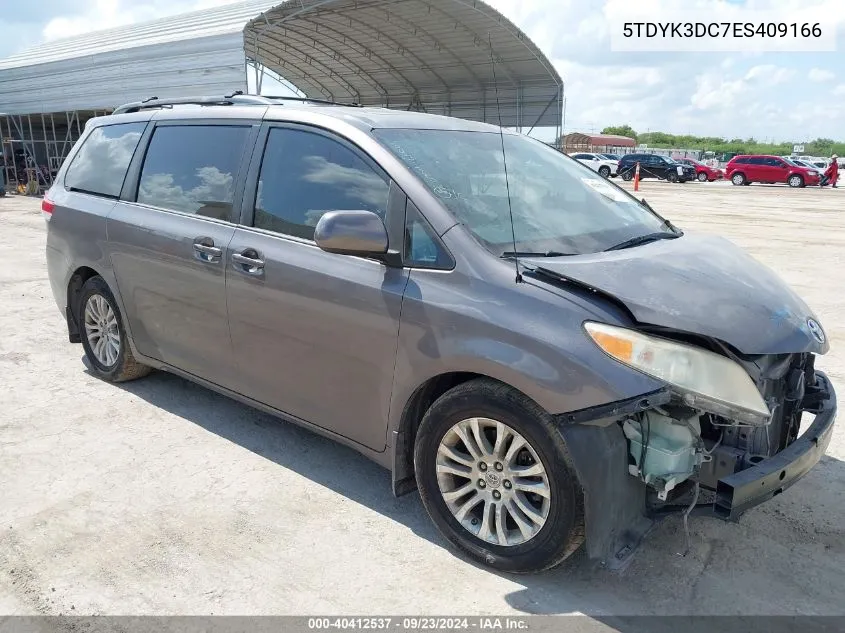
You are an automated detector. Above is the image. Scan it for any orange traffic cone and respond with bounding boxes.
[634,162,640,192]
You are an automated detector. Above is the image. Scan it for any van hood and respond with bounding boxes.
[525,233,828,356]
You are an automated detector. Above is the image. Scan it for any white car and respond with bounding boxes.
[570,152,618,178]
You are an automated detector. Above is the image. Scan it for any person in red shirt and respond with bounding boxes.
[823,154,838,188]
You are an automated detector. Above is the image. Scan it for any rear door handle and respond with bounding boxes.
[232,249,265,275]
[193,237,222,262]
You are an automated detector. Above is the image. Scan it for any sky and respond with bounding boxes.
[0,0,843,142]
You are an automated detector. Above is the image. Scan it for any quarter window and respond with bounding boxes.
[404,201,451,269]
[65,122,147,198]
[253,127,390,240]
[137,125,250,221]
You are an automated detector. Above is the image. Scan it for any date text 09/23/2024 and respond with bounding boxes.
[307,618,529,631]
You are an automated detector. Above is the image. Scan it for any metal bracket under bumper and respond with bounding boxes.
[714,371,837,520]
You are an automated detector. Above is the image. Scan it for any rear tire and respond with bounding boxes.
[78,276,151,383]
[697,172,708,182]
[667,172,678,183]
[731,172,747,186]
[414,378,585,573]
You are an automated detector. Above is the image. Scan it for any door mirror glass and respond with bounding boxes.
[314,210,389,256]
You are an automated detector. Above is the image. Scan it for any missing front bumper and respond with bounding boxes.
[713,371,837,520]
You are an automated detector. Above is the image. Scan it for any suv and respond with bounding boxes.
[45,94,836,573]
[618,153,696,182]
[570,152,617,178]
[726,155,820,187]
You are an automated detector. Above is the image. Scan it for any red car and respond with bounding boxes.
[675,157,723,182]
[725,155,821,188]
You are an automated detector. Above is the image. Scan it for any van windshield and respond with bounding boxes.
[373,128,673,256]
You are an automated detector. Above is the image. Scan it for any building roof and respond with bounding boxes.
[0,0,277,71]
[0,0,562,129]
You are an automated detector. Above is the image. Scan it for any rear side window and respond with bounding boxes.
[137,125,249,221]
[64,122,146,197]
[253,127,390,241]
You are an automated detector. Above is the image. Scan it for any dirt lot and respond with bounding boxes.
[1,182,844,616]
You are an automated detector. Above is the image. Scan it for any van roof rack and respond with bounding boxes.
[112,91,362,114]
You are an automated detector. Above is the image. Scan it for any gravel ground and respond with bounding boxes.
[1,181,843,616]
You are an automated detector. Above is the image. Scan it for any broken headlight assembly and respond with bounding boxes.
[584,321,771,426]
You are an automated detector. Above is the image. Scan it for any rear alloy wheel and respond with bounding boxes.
[697,172,708,182]
[788,174,804,188]
[667,172,678,183]
[78,276,151,382]
[414,378,584,573]
[731,172,746,186]
[598,165,611,178]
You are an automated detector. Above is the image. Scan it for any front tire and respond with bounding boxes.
[598,165,611,178]
[78,276,151,382]
[697,172,708,182]
[621,170,633,181]
[788,174,804,188]
[414,378,585,573]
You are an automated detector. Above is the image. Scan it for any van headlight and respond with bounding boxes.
[584,322,770,425]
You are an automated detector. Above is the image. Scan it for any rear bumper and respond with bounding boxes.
[714,371,836,520]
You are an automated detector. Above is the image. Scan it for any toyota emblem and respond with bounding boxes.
[807,318,826,345]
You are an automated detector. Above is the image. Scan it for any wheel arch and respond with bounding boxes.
[390,372,543,497]
[66,266,102,343]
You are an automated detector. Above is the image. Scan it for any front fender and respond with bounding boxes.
[389,268,665,441]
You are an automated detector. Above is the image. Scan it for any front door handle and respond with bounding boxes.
[193,237,222,262]
[232,249,265,275]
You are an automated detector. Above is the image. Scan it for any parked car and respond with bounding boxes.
[618,153,695,182]
[785,157,818,170]
[44,95,836,573]
[570,152,617,178]
[675,157,724,182]
[726,155,820,187]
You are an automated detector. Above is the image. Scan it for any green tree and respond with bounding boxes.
[601,125,637,140]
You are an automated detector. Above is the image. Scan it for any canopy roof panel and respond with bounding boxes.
[244,0,562,128]
[0,0,561,129]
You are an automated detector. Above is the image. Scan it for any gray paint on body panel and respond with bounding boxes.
[225,228,409,451]
[524,233,828,356]
[106,203,238,387]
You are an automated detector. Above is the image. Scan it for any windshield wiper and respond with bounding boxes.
[501,250,575,258]
[604,231,681,252]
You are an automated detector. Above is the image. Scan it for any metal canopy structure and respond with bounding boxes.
[562,133,637,154]
[0,0,562,192]
[244,0,562,131]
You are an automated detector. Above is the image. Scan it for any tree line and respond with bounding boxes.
[591,125,844,157]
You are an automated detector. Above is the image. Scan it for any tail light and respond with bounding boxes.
[42,197,55,220]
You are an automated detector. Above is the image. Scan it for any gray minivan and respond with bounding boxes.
[45,95,836,573]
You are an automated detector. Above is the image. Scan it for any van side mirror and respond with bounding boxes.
[314,210,389,256]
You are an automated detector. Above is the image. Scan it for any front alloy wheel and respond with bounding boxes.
[436,417,551,546]
[414,378,584,573]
